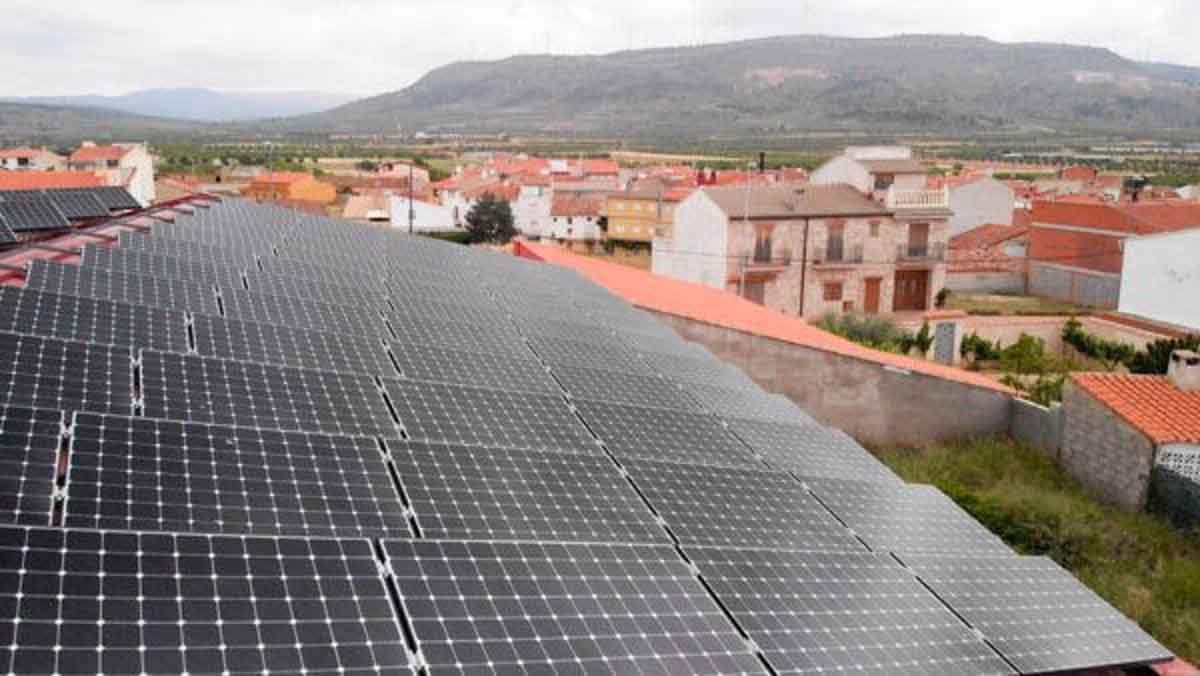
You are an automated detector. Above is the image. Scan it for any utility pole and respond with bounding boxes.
[798,217,810,317]
[408,162,415,234]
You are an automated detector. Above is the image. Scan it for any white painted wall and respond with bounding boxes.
[120,145,156,206]
[652,190,729,289]
[810,156,872,193]
[513,185,552,237]
[949,178,1015,235]
[1119,228,1200,330]
[845,146,912,160]
[388,197,456,232]
[547,215,600,241]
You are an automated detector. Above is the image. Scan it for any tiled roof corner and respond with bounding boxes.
[1072,373,1200,445]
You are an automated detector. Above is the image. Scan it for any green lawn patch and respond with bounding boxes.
[872,436,1200,664]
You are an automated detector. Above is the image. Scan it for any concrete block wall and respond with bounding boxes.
[1030,263,1120,308]
[946,271,1026,294]
[1061,382,1158,510]
[648,311,1012,446]
[1010,398,1063,456]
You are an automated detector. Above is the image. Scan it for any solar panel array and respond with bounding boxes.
[0,197,1172,675]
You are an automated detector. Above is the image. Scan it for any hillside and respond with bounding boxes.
[0,102,206,143]
[276,34,1200,136]
[5,88,359,122]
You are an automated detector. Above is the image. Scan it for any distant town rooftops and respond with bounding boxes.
[0,171,106,190]
[701,183,891,220]
[69,144,131,163]
[1072,373,1200,444]
[1033,199,1200,236]
[858,158,926,174]
[551,193,604,218]
[950,223,1029,251]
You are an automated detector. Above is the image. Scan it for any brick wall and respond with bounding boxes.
[1061,382,1158,510]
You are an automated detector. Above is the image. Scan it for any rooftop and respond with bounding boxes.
[701,183,891,220]
[0,171,105,191]
[68,145,130,163]
[1072,373,1200,445]
[858,158,927,174]
[950,223,1030,251]
[1033,199,1200,236]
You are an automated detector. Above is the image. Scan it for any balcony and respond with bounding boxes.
[885,186,949,210]
[896,242,947,263]
[743,251,791,270]
[813,243,864,267]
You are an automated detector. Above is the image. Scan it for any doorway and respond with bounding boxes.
[893,270,930,311]
[864,278,882,314]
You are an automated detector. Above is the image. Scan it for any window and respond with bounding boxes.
[753,224,774,263]
[106,159,119,169]
[567,217,573,225]
[823,282,844,302]
[826,221,845,262]
[17,158,29,168]
[869,220,881,238]
[873,173,895,191]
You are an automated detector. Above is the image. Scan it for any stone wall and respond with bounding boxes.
[1061,382,1158,510]
[648,311,1013,446]
[1010,398,1063,456]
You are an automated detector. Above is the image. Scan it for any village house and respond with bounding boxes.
[947,223,1030,294]
[942,176,1016,235]
[1029,199,1200,308]
[547,192,605,243]
[242,171,337,206]
[1118,227,1200,332]
[605,181,690,246]
[512,177,553,238]
[67,142,156,206]
[654,180,951,318]
[0,147,65,172]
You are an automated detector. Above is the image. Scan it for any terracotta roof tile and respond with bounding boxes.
[69,145,130,163]
[1033,199,1200,235]
[0,171,105,190]
[1072,373,1200,444]
[515,240,1013,395]
[701,183,889,220]
[950,224,1029,251]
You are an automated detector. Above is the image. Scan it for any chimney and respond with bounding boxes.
[758,152,767,174]
[1168,350,1200,392]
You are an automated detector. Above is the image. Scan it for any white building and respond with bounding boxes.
[513,182,553,237]
[811,146,929,198]
[0,147,65,172]
[68,142,156,206]
[547,193,604,241]
[1179,185,1200,201]
[948,177,1015,235]
[389,197,457,233]
[1118,228,1200,331]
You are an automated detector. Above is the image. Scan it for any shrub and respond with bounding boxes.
[961,332,1002,361]
[935,288,951,308]
[1129,335,1200,374]
[817,313,914,354]
[1062,318,1136,371]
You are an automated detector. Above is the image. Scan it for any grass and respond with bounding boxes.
[872,436,1200,664]
[945,293,1091,317]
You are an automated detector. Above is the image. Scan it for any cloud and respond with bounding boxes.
[1,0,1196,96]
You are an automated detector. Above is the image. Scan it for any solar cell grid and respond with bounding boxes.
[0,407,62,526]
[141,351,396,437]
[687,382,818,425]
[525,334,656,374]
[0,525,411,675]
[389,440,667,544]
[386,296,508,327]
[0,332,132,415]
[687,546,1015,675]
[901,555,1173,674]
[63,413,411,538]
[573,399,763,469]
[385,539,765,675]
[515,316,621,345]
[383,379,597,453]
[0,215,14,244]
[25,260,220,315]
[89,186,141,211]
[42,189,109,219]
[804,477,1012,556]
[83,246,247,290]
[625,459,862,552]
[221,289,389,338]
[724,417,902,483]
[387,315,529,356]
[552,364,703,412]
[388,342,560,394]
[118,232,260,265]
[643,351,760,390]
[0,199,69,232]
[0,287,188,353]
[244,271,383,307]
[193,314,395,377]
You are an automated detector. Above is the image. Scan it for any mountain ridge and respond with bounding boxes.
[3,87,359,123]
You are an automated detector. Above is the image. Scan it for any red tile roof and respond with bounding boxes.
[0,147,47,159]
[551,194,604,218]
[1033,199,1200,236]
[252,171,313,186]
[950,224,1029,251]
[514,240,1013,394]
[581,159,619,176]
[69,145,130,163]
[1072,373,1200,444]
[0,171,105,190]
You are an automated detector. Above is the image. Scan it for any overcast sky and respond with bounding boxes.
[4,0,1197,97]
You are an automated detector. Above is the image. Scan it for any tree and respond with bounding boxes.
[356,160,379,173]
[464,193,516,244]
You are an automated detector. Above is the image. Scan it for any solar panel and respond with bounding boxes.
[0,198,69,232]
[624,459,863,551]
[382,379,597,453]
[118,232,260,265]
[0,332,132,415]
[90,186,142,210]
[42,189,109,220]
[551,364,703,412]
[389,342,560,395]
[0,287,188,353]
[0,525,411,675]
[901,555,1173,674]
[63,412,411,538]
[574,399,763,468]
[0,214,14,244]
[642,351,760,389]
[685,546,1016,675]
[0,407,62,526]
[83,246,247,290]
[724,417,902,483]
[805,477,1013,556]
[389,440,668,543]
[193,314,395,377]
[525,334,656,374]
[387,315,530,356]
[386,296,509,327]
[141,351,396,437]
[25,260,220,315]
[384,539,764,675]
[221,289,389,338]
[687,382,818,425]
[0,189,44,202]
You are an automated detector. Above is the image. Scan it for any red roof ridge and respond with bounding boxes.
[1071,372,1200,444]
[514,240,1014,395]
